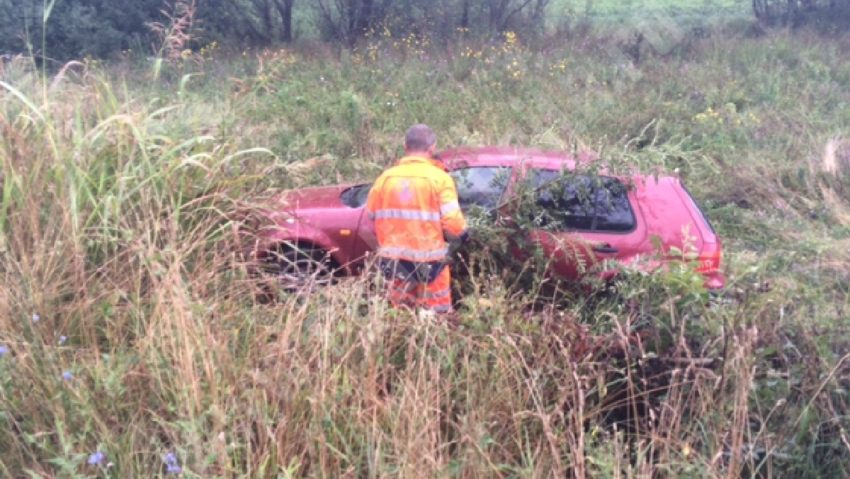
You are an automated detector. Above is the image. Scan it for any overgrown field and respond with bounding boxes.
[2,19,850,478]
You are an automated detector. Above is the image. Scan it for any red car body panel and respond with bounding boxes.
[259,184,361,270]
[257,147,725,289]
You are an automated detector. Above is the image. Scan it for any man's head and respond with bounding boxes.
[404,124,437,156]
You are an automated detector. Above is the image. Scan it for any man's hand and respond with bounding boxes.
[446,229,471,259]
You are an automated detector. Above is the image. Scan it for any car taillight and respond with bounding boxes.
[696,241,722,273]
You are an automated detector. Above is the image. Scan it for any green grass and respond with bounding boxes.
[548,0,747,20]
[2,16,850,478]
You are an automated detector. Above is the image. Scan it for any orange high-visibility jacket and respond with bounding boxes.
[366,155,467,263]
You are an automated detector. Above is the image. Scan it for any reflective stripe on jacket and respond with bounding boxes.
[366,155,467,263]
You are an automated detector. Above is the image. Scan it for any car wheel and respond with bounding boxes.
[263,244,335,291]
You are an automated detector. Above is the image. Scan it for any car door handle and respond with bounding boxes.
[592,243,619,254]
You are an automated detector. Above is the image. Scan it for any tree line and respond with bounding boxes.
[1,0,847,61]
[0,0,553,61]
[752,0,849,24]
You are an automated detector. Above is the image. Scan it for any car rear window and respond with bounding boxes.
[529,170,636,232]
[681,184,716,235]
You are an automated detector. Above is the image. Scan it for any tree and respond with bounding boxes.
[277,0,295,42]
[312,0,549,44]
[752,0,848,24]
[483,0,551,32]
[200,0,297,45]
[0,0,163,60]
[314,0,393,44]
[460,0,470,28]
[0,0,556,60]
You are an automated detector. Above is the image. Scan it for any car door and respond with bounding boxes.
[348,165,514,273]
[520,168,647,282]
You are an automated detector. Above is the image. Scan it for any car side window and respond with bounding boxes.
[340,183,372,208]
[531,170,635,232]
[450,167,511,211]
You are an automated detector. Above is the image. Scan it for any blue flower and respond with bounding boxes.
[59,336,67,345]
[0,345,8,357]
[32,313,40,323]
[61,371,73,381]
[87,450,105,465]
[163,451,181,474]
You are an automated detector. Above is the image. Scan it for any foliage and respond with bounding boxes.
[753,0,850,25]
[200,0,298,45]
[2,14,850,478]
[0,0,164,60]
[0,0,296,60]
[313,0,552,44]
[0,0,778,62]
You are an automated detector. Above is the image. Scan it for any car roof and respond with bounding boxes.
[439,146,597,171]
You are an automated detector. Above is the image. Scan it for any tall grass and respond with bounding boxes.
[1,19,850,477]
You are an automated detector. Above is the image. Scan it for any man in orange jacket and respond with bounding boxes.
[366,124,469,314]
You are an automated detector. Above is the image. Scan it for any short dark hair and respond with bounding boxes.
[404,124,436,152]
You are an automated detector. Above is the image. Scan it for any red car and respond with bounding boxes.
[253,147,724,291]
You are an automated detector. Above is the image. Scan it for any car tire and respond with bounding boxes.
[263,244,335,291]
